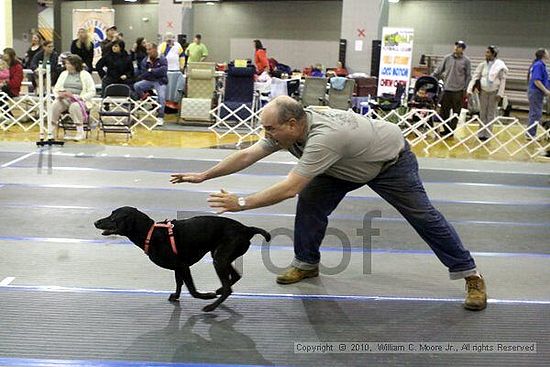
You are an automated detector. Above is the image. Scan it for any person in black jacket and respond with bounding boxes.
[130,37,147,75]
[70,28,94,71]
[100,25,118,58]
[30,40,60,87]
[23,33,43,69]
[95,39,134,96]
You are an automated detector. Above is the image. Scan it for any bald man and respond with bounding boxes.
[170,96,487,311]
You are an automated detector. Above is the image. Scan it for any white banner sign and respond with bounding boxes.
[72,8,115,64]
[377,27,414,96]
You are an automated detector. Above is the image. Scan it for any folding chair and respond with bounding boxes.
[286,79,301,99]
[209,61,260,143]
[218,61,257,122]
[327,78,355,110]
[269,78,288,99]
[57,107,93,139]
[178,62,216,122]
[369,83,407,112]
[98,84,133,140]
[301,77,327,107]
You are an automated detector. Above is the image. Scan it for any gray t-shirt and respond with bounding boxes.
[258,107,405,183]
[63,72,83,95]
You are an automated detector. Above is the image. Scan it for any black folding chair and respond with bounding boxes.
[98,84,133,140]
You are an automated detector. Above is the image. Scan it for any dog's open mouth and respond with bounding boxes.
[101,229,118,236]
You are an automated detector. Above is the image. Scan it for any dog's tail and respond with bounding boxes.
[247,226,271,242]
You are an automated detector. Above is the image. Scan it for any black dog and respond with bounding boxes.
[94,206,270,312]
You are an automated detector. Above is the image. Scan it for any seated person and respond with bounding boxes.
[0,59,11,119]
[411,86,435,109]
[50,55,95,141]
[310,63,324,78]
[0,48,24,120]
[334,61,348,77]
[30,40,60,87]
[326,70,337,79]
[133,42,168,126]
[409,86,437,129]
[0,59,10,88]
[96,39,134,95]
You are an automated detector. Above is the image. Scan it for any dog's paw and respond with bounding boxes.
[202,303,218,312]
[196,292,217,300]
[168,293,180,302]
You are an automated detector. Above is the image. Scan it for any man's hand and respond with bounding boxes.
[170,172,207,184]
[207,189,239,214]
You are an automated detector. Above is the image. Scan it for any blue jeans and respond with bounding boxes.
[134,80,167,118]
[292,143,477,280]
[527,88,544,137]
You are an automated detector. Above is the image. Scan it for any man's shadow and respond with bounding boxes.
[123,303,273,366]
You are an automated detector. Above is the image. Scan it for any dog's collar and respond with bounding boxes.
[144,221,178,256]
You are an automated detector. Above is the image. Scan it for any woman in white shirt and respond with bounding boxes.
[159,32,185,71]
[50,54,95,141]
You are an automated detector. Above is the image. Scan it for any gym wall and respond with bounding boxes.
[388,0,550,64]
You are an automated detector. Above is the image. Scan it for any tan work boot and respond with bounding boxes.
[276,266,319,284]
[464,275,487,311]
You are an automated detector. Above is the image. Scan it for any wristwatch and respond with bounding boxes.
[237,197,246,210]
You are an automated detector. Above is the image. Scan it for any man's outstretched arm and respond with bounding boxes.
[170,143,273,184]
[207,171,311,213]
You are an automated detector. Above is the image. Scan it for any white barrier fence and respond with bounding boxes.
[0,92,162,134]
[208,103,262,145]
[209,105,549,158]
[368,108,550,158]
[2,92,548,158]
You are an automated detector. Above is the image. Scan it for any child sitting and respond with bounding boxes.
[410,86,435,109]
[0,59,10,88]
[409,86,437,133]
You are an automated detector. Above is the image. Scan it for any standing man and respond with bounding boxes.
[527,48,550,139]
[432,41,471,136]
[134,43,168,126]
[184,34,209,63]
[170,96,488,311]
[467,46,508,140]
[100,25,119,57]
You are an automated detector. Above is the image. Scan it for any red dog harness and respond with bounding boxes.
[144,221,178,255]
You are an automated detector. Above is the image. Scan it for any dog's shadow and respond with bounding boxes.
[123,304,273,365]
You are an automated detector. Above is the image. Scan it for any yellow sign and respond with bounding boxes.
[234,59,247,68]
